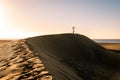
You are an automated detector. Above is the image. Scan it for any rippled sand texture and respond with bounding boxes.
[0,40,52,80]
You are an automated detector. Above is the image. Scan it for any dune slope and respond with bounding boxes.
[26,33,120,80]
[0,40,52,80]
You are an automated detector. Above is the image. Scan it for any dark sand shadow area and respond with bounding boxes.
[26,33,120,80]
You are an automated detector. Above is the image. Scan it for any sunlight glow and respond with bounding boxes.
[0,28,30,39]
[0,3,30,39]
[0,3,6,27]
[0,0,119,39]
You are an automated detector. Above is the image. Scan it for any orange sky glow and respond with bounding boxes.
[0,0,120,39]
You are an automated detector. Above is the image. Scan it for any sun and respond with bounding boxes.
[0,3,30,39]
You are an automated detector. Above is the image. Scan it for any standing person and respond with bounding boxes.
[72,27,75,34]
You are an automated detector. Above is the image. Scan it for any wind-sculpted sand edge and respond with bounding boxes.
[0,40,53,80]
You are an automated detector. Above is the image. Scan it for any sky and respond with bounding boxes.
[0,0,120,39]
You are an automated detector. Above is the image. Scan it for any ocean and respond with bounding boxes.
[93,39,120,43]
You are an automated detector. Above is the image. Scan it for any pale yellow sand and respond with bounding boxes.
[0,40,52,80]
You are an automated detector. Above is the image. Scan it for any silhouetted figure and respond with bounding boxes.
[72,27,75,34]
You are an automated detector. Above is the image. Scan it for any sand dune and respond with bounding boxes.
[0,40,52,80]
[26,33,120,80]
[0,33,120,80]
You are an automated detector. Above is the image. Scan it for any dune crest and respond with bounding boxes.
[0,40,52,80]
[26,33,120,80]
[0,34,120,80]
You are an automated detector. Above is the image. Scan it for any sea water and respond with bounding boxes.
[93,39,120,43]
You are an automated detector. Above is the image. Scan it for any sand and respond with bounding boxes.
[99,43,120,50]
[26,33,120,80]
[0,33,120,80]
[0,40,52,80]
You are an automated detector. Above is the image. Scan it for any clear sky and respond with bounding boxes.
[0,0,120,39]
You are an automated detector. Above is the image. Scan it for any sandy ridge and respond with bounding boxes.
[0,40,53,80]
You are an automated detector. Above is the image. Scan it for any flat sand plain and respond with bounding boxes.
[99,43,120,50]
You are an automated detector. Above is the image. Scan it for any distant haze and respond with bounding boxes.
[0,0,120,39]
